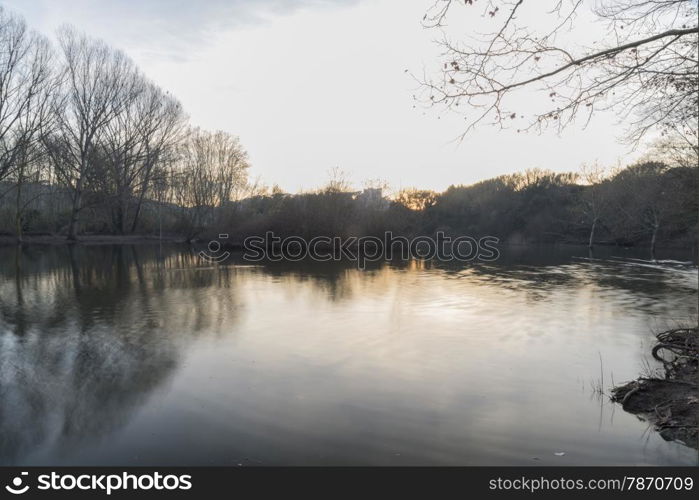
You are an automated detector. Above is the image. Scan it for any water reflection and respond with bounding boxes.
[0,244,696,465]
[0,245,242,463]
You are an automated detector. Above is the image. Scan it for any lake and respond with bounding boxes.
[0,244,697,465]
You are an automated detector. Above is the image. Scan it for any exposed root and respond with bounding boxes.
[612,327,698,449]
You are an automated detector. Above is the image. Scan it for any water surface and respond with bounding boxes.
[0,244,697,465]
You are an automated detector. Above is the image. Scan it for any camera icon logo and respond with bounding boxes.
[198,234,231,264]
[5,472,29,495]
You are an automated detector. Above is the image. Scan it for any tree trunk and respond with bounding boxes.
[117,192,129,234]
[131,165,154,234]
[15,168,23,244]
[67,180,83,241]
[650,222,659,261]
[588,218,597,249]
[130,191,145,233]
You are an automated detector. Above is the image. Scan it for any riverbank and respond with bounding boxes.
[611,327,698,449]
[0,234,188,246]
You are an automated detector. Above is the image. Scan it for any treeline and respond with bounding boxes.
[0,7,250,241]
[216,162,697,255]
[427,163,697,252]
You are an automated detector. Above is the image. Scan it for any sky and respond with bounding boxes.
[2,0,643,193]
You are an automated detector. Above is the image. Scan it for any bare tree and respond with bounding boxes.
[645,126,698,169]
[92,71,145,233]
[205,130,249,208]
[610,161,679,258]
[47,26,139,240]
[0,7,54,187]
[578,164,610,248]
[419,0,698,143]
[322,167,352,194]
[10,131,54,242]
[97,78,185,233]
[129,85,185,233]
[170,128,249,237]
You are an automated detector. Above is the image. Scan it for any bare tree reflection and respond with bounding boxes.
[0,245,242,463]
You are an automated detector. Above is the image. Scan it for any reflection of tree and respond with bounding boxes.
[0,245,242,464]
[226,245,696,306]
[255,245,696,305]
[431,246,697,305]
[236,256,397,303]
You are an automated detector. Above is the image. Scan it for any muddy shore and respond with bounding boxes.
[612,327,698,449]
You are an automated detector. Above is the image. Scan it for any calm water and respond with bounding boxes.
[0,244,697,466]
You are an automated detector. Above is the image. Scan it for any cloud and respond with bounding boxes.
[3,0,361,61]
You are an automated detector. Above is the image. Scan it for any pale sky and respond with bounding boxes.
[3,0,642,192]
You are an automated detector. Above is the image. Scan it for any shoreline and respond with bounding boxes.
[1,234,696,252]
[611,327,698,450]
[0,234,189,246]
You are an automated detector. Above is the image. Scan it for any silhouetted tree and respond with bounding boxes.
[0,7,54,186]
[419,0,698,143]
[578,165,611,248]
[396,188,437,211]
[48,27,139,240]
